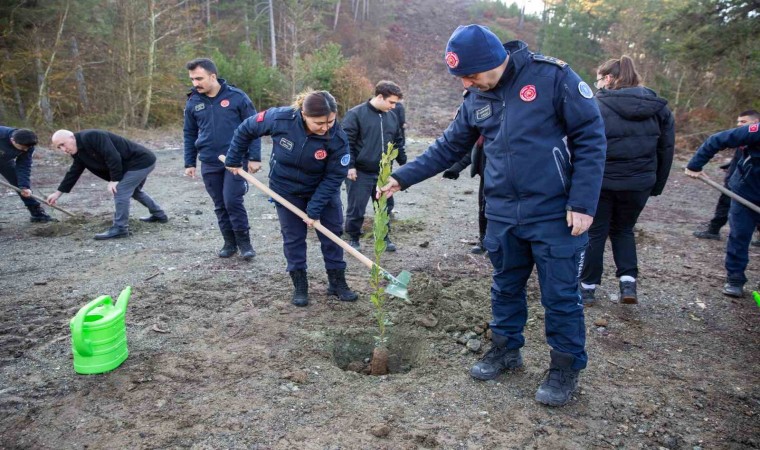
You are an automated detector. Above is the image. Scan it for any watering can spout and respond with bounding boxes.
[117,286,132,314]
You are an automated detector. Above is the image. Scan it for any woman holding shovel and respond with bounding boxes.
[224,90,358,307]
[579,56,675,306]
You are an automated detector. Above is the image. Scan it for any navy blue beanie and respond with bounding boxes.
[445,25,508,76]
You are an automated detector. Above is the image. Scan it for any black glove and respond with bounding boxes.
[396,155,407,166]
[442,170,459,180]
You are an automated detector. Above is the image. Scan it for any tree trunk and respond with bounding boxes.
[269,0,277,67]
[34,42,54,127]
[244,5,251,46]
[3,48,25,120]
[333,0,340,30]
[141,0,157,128]
[70,36,90,110]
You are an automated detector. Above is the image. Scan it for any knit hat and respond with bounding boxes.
[445,25,508,76]
[11,129,38,147]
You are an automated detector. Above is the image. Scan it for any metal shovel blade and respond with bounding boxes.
[382,270,412,301]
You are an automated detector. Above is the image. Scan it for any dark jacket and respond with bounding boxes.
[0,126,34,189]
[392,102,406,142]
[57,130,156,193]
[225,107,350,220]
[445,135,486,179]
[342,100,406,174]
[688,124,760,203]
[595,86,675,195]
[393,41,606,223]
[183,79,260,168]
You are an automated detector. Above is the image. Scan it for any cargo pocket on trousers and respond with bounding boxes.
[483,235,504,271]
[546,244,584,286]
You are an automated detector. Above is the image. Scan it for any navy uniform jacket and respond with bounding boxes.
[183,79,260,168]
[687,124,760,203]
[0,126,34,189]
[393,41,607,224]
[225,107,350,220]
[57,130,156,193]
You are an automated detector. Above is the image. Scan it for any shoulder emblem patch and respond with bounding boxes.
[220,99,230,108]
[578,82,594,99]
[194,103,205,112]
[749,123,759,133]
[475,104,492,121]
[279,137,293,150]
[520,85,537,102]
[314,149,327,160]
[340,154,350,166]
[446,52,460,69]
[256,111,266,122]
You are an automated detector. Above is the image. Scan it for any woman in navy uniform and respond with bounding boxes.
[225,90,357,307]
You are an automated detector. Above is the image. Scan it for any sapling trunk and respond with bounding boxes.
[368,142,399,375]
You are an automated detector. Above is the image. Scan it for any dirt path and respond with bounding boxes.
[1,136,759,448]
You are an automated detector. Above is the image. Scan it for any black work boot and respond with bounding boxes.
[619,279,637,304]
[139,213,168,223]
[94,226,129,240]
[693,227,720,240]
[348,238,361,251]
[290,270,309,307]
[470,333,523,380]
[234,229,256,261]
[384,236,397,252]
[722,281,744,298]
[218,229,237,258]
[535,350,581,407]
[326,268,358,302]
[581,287,596,307]
[27,205,57,223]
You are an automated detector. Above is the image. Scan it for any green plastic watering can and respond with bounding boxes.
[69,286,131,374]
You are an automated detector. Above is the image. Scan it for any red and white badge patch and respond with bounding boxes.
[220,99,230,108]
[314,149,327,160]
[256,111,266,122]
[445,51,459,69]
[749,123,759,133]
[519,85,537,102]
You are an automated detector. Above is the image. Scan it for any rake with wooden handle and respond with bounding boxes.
[219,155,411,300]
[0,179,77,217]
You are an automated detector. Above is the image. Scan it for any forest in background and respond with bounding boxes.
[0,0,757,139]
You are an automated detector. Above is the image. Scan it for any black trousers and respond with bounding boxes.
[580,189,650,285]
[477,174,486,241]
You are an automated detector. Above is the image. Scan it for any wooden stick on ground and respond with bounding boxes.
[0,179,77,217]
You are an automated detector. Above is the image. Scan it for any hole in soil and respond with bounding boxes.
[331,330,426,375]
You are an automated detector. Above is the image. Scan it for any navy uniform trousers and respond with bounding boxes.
[483,217,588,370]
[726,200,760,285]
[201,159,249,231]
[275,192,346,272]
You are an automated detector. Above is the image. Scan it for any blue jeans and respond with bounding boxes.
[483,218,588,370]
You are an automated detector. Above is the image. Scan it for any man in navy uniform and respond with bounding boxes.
[184,58,259,260]
[378,25,606,406]
[685,123,760,297]
[0,127,56,223]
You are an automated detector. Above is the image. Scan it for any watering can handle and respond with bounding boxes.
[71,295,112,357]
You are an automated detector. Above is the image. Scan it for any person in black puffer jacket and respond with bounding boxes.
[579,55,675,306]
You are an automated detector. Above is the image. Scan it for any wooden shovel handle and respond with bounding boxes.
[697,173,760,215]
[0,179,77,217]
[219,155,376,270]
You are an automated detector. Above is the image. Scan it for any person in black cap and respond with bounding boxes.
[0,126,56,223]
[47,129,167,240]
[378,24,606,406]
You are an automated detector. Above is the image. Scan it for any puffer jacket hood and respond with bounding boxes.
[596,86,668,121]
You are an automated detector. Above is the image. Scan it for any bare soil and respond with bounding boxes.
[2,1,759,448]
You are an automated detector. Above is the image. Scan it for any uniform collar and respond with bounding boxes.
[296,109,334,141]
